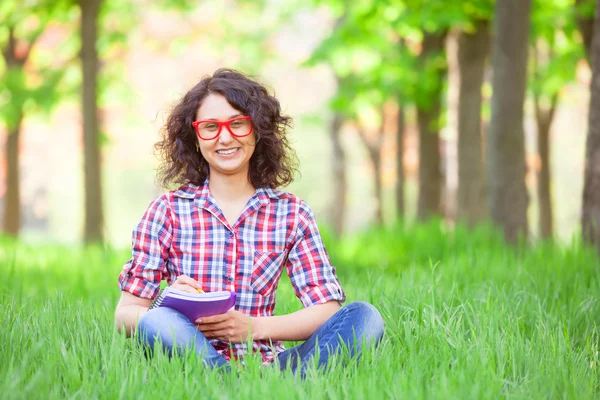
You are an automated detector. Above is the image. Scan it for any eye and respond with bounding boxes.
[203,123,219,131]
[230,121,243,128]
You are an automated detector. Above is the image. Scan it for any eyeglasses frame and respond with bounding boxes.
[192,116,253,141]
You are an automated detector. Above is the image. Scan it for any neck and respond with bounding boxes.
[208,172,255,201]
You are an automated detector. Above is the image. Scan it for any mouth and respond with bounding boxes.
[216,148,240,156]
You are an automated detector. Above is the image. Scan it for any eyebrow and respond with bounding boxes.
[201,113,242,121]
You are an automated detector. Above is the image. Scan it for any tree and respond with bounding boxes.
[396,104,405,220]
[308,1,454,225]
[324,17,349,236]
[456,19,490,227]
[416,30,447,221]
[400,1,493,222]
[576,0,595,63]
[308,0,502,226]
[581,0,600,253]
[0,1,76,237]
[1,25,28,237]
[77,0,196,244]
[355,107,386,225]
[305,4,399,228]
[487,0,532,243]
[80,0,104,244]
[532,66,556,240]
[329,110,346,236]
[530,0,583,240]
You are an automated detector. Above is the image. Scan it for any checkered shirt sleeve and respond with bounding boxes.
[118,194,173,299]
[286,201,346,307]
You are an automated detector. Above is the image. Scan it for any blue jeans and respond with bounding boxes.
[137,302,385,375]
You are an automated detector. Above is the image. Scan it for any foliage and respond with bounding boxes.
[305,0,494,118]
[1,225,600,398]
[95,0,204,107]
[0,0,79,130]
[530,0,585,102]
[0,0,210,132]
[95,0,198,108]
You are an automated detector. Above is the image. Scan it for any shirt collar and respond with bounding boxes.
[171,180,282,206]
[171,182,203,199]
[255,186,282,205]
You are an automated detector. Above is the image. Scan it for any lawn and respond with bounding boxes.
[1,221,599,399]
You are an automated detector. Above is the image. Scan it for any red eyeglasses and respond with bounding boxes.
[192,116,253,140]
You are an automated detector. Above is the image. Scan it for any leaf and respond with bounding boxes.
[529,0,583,100]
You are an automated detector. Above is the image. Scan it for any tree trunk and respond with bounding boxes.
[81,0,104,244]
[3,115,23,236]
[487,0,531,243]
[2,27,26,237]
[396,105,405,221]
[534,96,557,240]
[356,128,384,225]
[329,112,346,237]
[370,146,383,225]
[581,0,600,253]
[417,31,447,221]
[576,0,594,64]
[456,20,490,228]
[417,107,442,221]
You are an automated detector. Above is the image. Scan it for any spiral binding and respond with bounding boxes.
[149,287,168,309]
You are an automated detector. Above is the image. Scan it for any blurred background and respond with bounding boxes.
[0,0,596,248]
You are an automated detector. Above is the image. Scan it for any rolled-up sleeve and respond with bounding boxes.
[118,194,173,299]
[285,202,346,307]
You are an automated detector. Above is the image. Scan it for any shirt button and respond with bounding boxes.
[228,231,234,238]
[226,276,234,283]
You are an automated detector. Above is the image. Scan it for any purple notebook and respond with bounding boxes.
[151,288,236,322]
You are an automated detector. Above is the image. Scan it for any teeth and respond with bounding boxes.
[217,148,238,155]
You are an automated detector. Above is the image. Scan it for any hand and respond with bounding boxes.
[171,274,203,294]
[196,309,254,343]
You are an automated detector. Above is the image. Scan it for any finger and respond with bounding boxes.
[170,283,198,294]
[200,328,227,339]
[195,313,229,325]
[174,275,202,289]
[202,329,244,343]
[197,320,231,332]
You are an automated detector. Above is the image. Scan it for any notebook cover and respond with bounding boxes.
[157,289,237,322]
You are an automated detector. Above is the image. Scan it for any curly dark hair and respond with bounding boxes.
[154,68,298,189]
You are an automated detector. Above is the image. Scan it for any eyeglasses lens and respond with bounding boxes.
[198,119,251,140]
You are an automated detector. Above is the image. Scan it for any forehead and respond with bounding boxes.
[196,93,241,120]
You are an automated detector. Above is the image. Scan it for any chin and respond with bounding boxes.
[211,163,249,176]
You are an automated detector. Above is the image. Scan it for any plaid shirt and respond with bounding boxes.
[118,180,346,364]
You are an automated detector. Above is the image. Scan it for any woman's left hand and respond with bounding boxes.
[195,310,253,343]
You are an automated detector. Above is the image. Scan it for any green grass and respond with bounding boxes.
[1,221,600,399]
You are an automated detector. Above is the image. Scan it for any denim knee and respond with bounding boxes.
[138,307,166,334]
[137,307,186,346]
[136,307,230,370]
[344,301,385,345]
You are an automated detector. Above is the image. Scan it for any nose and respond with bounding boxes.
[218,126,233,144]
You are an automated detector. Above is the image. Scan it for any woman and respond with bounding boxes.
[114,69,384,375]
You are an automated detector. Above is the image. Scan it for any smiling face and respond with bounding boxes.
[195,93,256,181]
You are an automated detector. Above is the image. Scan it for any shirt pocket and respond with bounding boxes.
[250,251,286,297]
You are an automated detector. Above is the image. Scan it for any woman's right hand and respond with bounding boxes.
[171,274,203,293]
